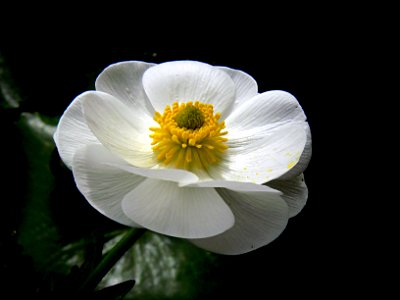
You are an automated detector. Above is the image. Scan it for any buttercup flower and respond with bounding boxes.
[54,61,311,255]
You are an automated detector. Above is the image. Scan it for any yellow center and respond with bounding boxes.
[150,101,228,172]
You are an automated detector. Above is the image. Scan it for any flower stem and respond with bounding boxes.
[78,228,146,294]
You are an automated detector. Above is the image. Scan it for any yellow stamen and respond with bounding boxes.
[150,101,228,172]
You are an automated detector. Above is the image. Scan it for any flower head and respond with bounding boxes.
[54,61,311,255]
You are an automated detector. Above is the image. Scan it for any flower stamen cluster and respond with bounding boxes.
[150,101,228,171]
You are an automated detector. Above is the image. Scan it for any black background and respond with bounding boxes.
[0,17,387,298]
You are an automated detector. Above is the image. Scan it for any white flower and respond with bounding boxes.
[54,61,311,255]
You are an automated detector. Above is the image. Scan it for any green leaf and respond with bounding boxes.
[16,112,63,272]
[100,231,220,300]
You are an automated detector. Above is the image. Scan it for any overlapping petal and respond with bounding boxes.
[280,123,311,179]
[226,90,307,129]
[72,144,144,227]
[73,144,204,227]
[54,92,100,168]
[190,187,288,255]
[121,179,235,239]
[217,66,258,106]
[142,61,236,118]
[225,90,311,179]
[220,123,307,184]
[267,174,308,218]
[82,91,157,168]
[95,61,155,115]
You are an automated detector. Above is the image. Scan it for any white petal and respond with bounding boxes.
[95,61,155,114]
[72,144,144,227]
[142,61,236,118]
[280,123,312,179]
[109,164,199,187]
[189,179,281,193]
[224,90,311,180]
[217,66,258,105]
[189,188,288,255]
[54,91,100,169]
[226,90,307,131]
[267,174,308,218]
[82,91,157,168]
[121,179,234,239]
[222,123,307,184]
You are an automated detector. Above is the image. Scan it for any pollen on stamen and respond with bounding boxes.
[149,101,228,173]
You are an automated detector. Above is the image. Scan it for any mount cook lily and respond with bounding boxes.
[54,60,311,255]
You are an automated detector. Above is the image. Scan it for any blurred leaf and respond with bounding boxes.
[78,229,146,294]
[0,51,22,109]
[16,112,64,272]
[100,231,220,300]
[93,280,136,300]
